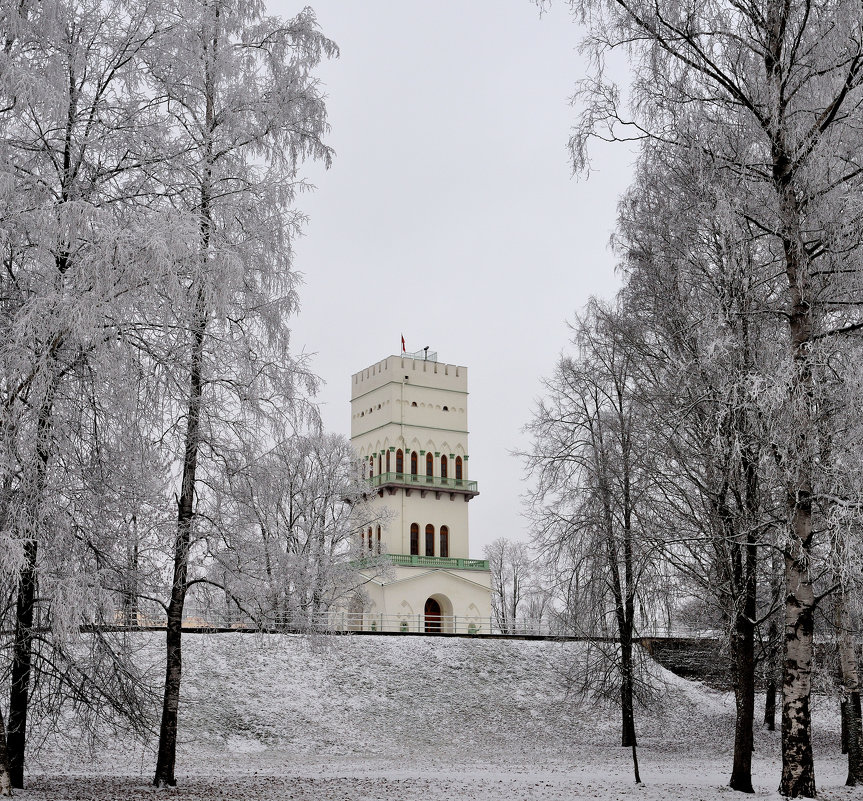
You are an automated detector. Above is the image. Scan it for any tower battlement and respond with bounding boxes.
[351,355,467,397]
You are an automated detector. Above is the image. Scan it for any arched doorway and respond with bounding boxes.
[424,597,442,633]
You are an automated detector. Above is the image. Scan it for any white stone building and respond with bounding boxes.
[349,351,492,633]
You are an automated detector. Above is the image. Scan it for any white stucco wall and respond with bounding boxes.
[359,565,493,633]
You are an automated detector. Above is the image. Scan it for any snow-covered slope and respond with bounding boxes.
[25,633,851,800]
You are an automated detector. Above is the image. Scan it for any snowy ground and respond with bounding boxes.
[18,634,858,800]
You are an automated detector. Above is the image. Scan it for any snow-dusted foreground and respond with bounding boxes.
[20,634,857,799]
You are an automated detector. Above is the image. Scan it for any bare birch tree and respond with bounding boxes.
[140,0,336,786]
[611,132,790,792]
[565,0,863,793]
[484,537,532,634]
[206,431,381,629]
[525,300,659,782]
[0,0,171,786]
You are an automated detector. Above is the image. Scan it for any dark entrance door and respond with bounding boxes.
[424,597,442,633]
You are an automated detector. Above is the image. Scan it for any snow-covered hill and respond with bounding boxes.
[24,633,853,800]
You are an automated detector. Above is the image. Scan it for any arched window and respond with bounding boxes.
[368,527,373,553]
[396,449,404,473]
[425,524,434,557]
[386,450,391,473]
[440,526,449,558]
[369,455,374,478]
[360,530,365,550]
[376,525,382,554]
[410,451,418,476]
[410,523,419,555]
[426,452,433,479]
[378,454,382,474]
[455,456,463,481]
[440,455,448,479]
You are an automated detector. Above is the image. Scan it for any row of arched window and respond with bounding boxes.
[364,450,463,480]
[360,523,451,557]
[361,526,382,554]
[410,523,449,558]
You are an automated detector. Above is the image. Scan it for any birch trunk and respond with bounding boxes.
[764,618,779,731]
[7,382,54,790]
[729,534,757,793]
[775,202,817,797]
[6,539,36,790]
[0,707,11,797]
[835,590,863,786]
[780,535,816,797]
[730,596,756,793]
[730,431,759,793]
[152,297,206,787]
[153,3,217,781]
[767,4,817,789]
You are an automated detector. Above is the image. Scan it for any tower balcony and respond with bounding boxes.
[369,471,479,500]
[388,553,489,570]
[352,553,489,571]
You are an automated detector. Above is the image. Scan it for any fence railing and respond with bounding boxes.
[403,349,438,362]
[62,608,721,640]
[93,609,567,636]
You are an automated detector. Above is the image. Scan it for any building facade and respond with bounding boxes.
[349,351,492,633]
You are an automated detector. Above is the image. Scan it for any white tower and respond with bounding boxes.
[350,350,491,632]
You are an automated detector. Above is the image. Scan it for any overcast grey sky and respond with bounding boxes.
[271,0,635,557]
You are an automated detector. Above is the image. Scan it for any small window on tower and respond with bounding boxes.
[411,401,418,407]
[396,449,404,473]
[443,405,448,411]
[441,455,448,479]
[455,456,463,481]
[425,524,435,557]
[410,451,418,475]
[426,452,433,478]
[410,523,419,555]
[440,526,449,558]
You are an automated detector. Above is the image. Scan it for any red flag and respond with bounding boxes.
[401,334,405,353]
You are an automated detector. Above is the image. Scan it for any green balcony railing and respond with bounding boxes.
[387,553,489,570]
[369,471,478,494]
